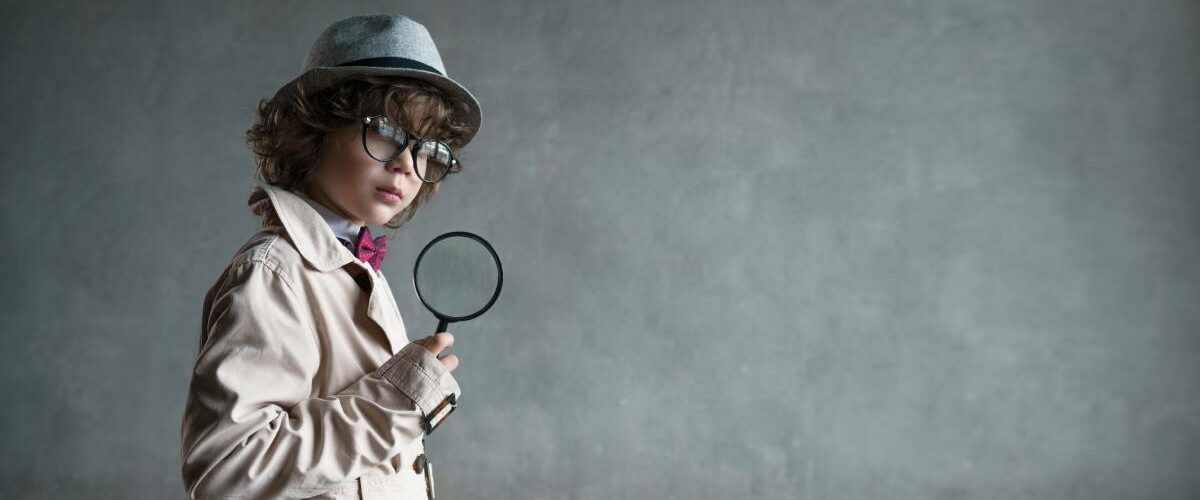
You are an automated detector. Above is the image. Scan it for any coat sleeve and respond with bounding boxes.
[180,259,460,500]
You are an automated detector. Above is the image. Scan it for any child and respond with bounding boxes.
[179,14,482,500]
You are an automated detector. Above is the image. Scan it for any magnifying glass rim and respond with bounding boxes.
[412,230,503,323]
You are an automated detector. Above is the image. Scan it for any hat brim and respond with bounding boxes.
[273,66,482,146]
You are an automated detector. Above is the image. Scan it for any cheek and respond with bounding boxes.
[348,161,377,184]
[326,153,376,188]
[328,132,377,184]
[407,180,428,206]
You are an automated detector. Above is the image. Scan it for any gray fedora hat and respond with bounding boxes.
[274,14,482,145]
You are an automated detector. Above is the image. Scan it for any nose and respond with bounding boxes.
[387,146,416,176]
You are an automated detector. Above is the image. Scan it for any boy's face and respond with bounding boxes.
[305,120,426,227]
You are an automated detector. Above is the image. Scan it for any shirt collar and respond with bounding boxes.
[247,183,359,272]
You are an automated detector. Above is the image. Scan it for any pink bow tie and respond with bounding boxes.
[350,226,387,271]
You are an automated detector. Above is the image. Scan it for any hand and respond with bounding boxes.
[412,331,458,373]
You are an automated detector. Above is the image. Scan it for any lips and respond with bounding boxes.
[377,187,402,197]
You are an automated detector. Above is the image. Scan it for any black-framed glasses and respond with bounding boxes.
[361,115,459,184]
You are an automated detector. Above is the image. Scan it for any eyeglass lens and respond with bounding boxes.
[363,116,453,183]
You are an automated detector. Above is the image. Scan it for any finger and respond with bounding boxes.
[429,331,455,354]
[438,353,459,372]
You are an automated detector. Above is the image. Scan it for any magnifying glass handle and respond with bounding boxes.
[435,318,449,336]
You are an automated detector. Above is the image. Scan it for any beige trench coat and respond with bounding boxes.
[180,183,460,499]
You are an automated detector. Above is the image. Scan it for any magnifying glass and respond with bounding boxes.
[413,230,503,336]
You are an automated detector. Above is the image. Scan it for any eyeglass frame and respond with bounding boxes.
[360,115,459,184]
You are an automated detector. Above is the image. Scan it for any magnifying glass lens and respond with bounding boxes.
[414,235,500,318]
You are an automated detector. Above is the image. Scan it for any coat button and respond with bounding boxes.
[413,453,427,474]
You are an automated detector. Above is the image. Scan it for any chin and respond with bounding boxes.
[366,213,394,227]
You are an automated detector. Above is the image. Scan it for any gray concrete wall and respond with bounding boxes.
[1,1,1197,498]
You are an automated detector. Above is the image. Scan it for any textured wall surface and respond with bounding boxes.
[1,1,1198,498]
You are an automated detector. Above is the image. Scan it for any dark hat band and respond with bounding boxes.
[334,57,443,76]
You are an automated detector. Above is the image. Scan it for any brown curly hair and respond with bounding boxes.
[246,75,474,229]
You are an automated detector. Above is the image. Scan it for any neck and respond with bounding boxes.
[305,184,365,227]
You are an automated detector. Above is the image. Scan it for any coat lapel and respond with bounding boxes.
[368,272,409,354]
[248,183,409,354]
